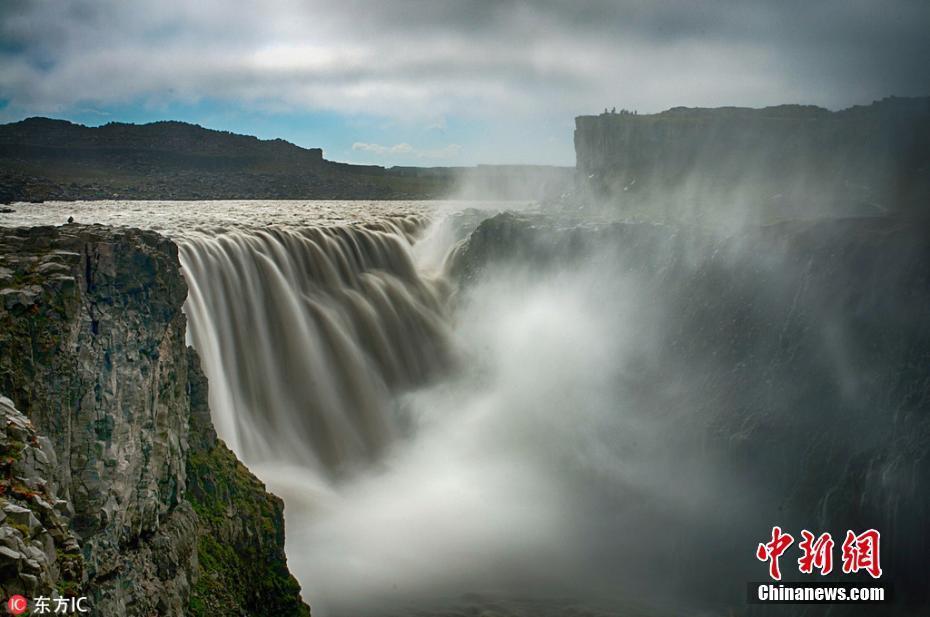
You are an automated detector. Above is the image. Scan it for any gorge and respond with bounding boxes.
[0,98,928,617]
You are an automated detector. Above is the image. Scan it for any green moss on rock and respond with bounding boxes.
[187,441,309,617]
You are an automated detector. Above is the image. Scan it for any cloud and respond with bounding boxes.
[0,0,927,123]
[425,116,447,132]
[352,141,461,161]
[352,142,414,155]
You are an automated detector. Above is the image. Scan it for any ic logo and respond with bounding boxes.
[7,595,28,615]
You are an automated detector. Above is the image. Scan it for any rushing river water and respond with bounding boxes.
[7,200,629,616]
[3,201,928,617]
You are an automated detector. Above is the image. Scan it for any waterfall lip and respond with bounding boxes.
[176,210,458,478]
[0,198,439,239]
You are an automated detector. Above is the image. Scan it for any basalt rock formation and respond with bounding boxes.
[0,224,309,616]
[0,396,83,602]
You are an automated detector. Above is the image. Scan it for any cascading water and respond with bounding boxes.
[8,201,925,616]
[173,211,709,616]
[178,216,452,474]
[173,208,930,617]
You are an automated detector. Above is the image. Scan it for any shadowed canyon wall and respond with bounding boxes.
[448,211,930,615]
[574,97,930,223]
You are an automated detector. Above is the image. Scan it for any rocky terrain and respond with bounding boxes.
[574,97,930,222]
[0,118,571,202]
[0,224,309,616]
[0,396,84,603]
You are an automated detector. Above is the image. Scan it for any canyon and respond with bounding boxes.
[0,97,928,616]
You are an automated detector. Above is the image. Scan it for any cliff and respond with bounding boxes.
[0,118,444,201]
[0,118,571,202]
[0,225,309,616]
[451,212,930,613]
[574,97,930,221]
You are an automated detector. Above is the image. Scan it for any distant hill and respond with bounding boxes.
[0,118,572,202]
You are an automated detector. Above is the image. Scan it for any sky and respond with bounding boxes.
[0,0,928,166]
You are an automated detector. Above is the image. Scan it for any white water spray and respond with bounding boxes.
[175,212,711,616]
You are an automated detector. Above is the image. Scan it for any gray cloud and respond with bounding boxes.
[1,0,927,120]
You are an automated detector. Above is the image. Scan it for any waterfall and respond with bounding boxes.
[178,215,452,474]
[170,207,930,616]
[3,201,927,615]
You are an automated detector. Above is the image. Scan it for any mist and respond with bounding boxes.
[1,0,928,615]
[4,173,927,616]
[157,192,925,616]
[7,94,924,617]
[265,202,930,616]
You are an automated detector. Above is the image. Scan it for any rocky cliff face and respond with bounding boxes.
[0,224,309,616]
[574,97,930,222]
[0,396,83,601]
